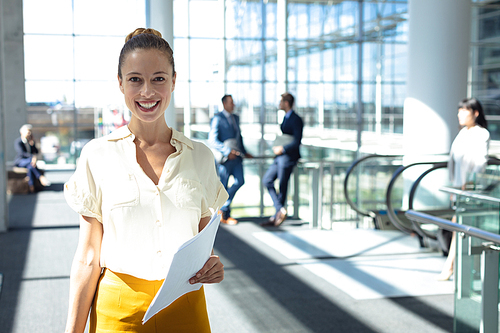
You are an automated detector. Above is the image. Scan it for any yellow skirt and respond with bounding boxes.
[89,269,211,333]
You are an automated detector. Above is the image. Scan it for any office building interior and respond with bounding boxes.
[2,0,500,332]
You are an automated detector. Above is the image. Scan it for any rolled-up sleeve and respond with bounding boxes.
[203,182,229,217]
[64,144,102,222]
[200,147,229,218]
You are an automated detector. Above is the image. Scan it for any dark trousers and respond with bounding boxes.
[262,155,296,214]
[16,158,42,186]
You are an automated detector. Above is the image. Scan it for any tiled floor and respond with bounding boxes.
[252,229,454,299]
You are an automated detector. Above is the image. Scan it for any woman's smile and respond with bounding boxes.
[136,100,160,112]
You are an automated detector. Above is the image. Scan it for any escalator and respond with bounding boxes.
[344,154,500,250]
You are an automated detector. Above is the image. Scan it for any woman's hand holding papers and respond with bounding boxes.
[189,255,224,284]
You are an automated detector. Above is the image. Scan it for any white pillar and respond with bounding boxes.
[1,0,26,162]
[147,0,176,130]
[0,0,26,232]
[403,0,470,208]
[404,0,470,156]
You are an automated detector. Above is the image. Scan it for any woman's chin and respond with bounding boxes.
[132,113,165,124]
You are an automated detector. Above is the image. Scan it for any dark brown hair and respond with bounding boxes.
[118,28,175,79]
[281,92,295,108]
[458,98,488,129]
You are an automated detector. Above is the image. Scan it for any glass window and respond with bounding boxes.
[75,81,123,108]
[288,3,308,40]
[189,81,222,112]
[265,41,278,82]
[226,39,262,82]
[265,1,278,39]
[172,80,188,110]
[189,39,224,82]
[309,4,323,39]
[189,0,223,38]
[74,36,124,81]
[264,85,279,129]
[23,0,73,35]
[24,0,145,165]
[173,0,189,38]
[25,81,75,105]
[322,48,335,83]
[173,38,189,81]
[73,0,145,35]
[322,82,336,129]
[363,42,379,82]
[469,2,500,140]
[226,0,262,39]
[24,35,74,81]
[337,44,358,82]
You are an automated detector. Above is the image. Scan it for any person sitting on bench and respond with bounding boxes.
[14,124,50,192]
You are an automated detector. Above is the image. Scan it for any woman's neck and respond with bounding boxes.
[128,118,171,145]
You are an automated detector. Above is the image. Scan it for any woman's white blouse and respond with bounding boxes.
[448,125,490,187]
[64,126,228,281]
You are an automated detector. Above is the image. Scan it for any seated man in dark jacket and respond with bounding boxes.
[14,124,50,192]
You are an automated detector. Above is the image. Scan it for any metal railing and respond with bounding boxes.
[405,210,500,245]
[405,209,500,333]
[224,155,358,228]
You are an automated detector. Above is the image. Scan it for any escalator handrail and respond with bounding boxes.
[406,209,500,245]
[385,161,447,234]
[408,162,449,240]
[408,155,500,236]
[345,155,500,232]
[487,155,500,166]
[387,155,500,235]
[343,154,402,218]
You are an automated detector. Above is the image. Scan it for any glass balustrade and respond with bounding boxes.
[448,179,500,333]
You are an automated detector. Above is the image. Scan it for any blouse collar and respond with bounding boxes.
[106,125,194,149]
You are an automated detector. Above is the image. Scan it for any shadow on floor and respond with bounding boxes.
[214,219,455,332]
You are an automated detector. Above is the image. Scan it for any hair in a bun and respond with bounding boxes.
[125,28,162,42]
[118,28,175,79]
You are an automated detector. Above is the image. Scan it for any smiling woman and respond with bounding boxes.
[63,28,228,333]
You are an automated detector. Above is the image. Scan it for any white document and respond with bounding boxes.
[273,134,294,147]
[142,210,221,324]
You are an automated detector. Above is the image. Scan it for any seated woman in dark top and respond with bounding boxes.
[14,124,50,192]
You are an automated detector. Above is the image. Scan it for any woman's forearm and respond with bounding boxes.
[65,258,101,333]
[65,215,103,332]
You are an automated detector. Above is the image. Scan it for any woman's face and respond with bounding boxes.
[458,107,478,129]
[118,49,176,124]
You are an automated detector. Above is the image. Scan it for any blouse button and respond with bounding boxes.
[156,220,161,226]
[157,250,162,257]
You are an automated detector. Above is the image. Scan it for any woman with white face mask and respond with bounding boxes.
[438,98,490,281]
